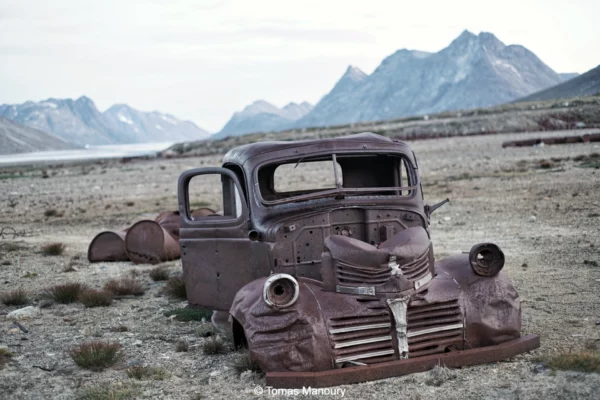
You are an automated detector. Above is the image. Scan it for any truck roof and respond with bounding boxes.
[222,132,412,167]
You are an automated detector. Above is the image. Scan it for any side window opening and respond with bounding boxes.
[187,173,243,219]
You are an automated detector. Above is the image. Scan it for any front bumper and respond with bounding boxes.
[266,334,540,388]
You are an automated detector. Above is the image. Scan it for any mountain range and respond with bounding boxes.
[293,30,565,129]
[0,97,209,147]
[213,101,312,139]
[1,29,594,149]
[216,30,584,137]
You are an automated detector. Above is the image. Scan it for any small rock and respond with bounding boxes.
[133,340,143,347]
[8,327,21,334]
[82,327,92,336]
[531,363,547,374]
[522,263,528,268]
[6,306,41,321]
[62,317,73,323]
[528,216,537,223]
[443,216,451,222]
[209,370,221,377]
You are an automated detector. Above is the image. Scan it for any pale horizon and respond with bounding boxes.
[1,0,599,132]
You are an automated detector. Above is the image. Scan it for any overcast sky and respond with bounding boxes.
[1,0,599,132]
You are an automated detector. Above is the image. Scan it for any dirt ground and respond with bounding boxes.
[1,130,599,399]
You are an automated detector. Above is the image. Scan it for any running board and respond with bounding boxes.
[266,334,540,389]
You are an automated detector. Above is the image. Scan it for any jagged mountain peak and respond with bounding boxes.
[342,65,367,81]
[444,30,506,55]
[237,100,281,116]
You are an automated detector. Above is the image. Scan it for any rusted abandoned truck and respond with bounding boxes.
[177,132,539,388]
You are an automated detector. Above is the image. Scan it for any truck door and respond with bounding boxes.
[178,168,268,311]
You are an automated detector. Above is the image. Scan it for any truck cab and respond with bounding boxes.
[178,133,428,311]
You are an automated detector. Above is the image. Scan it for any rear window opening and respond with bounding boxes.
[258,153,416,204]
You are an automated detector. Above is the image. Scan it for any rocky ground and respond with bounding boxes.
[1,129,599,399]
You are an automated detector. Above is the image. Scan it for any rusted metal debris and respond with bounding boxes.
[175,132,539,386]
[502,132,600,148]
[88,208,215,264]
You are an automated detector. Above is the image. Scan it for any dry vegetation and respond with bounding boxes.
[202,336,228,355]
[546,351,600,373]
[164,275,186,299]
[149,265,170,281]
[69,342,123,371]
[41,242,65,256]
[103,277,145,296]
[0,288,29,306]
[78,289,113,307]
[164,307,212,322]
[126,365,170,381]
[0,348,14,370]
[42,282,87,303]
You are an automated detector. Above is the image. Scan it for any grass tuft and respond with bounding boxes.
[233,350,262,374]
[164,308,212,322]
[196,323,215,338]
[164,276,186,299]
[546,351,600,373]
[44,209,63,218]
[149,266,170,281]
[126,365,170,380]
[43,282,87,303]
[79,384,137,400]
[70,341,123,371]
[78,289,113,307]
[0,289,29,306]
[103,278,145,296]
[0,348,14,370]
[41,242,66,256]
[1,242,25,252]
[425,364,456,386]
[202,336,228,355]
[175,339,189,352]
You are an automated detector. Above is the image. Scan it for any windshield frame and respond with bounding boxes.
[254,151,420,206]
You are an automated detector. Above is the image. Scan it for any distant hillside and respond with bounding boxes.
[0,117,78,155]
[166,95,600,158]
[518,65,600,102]
[293,30,564,129]
[214,100,312,138]
[0,97,210,146]
[559,73,579,82]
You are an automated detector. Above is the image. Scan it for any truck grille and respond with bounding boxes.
[328,311,395,364]
[336,260,391,285]
[400,250,430,281]
[407,300,464,357]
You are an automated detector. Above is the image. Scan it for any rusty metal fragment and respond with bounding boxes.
[502,132,600,147]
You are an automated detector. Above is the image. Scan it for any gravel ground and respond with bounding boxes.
[1,130,599,399]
